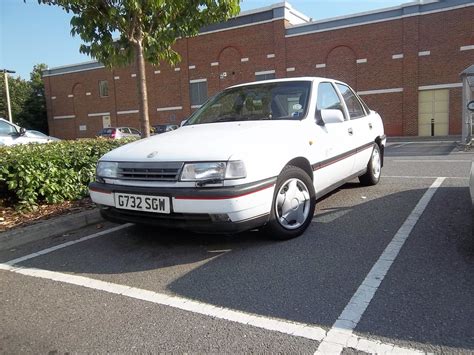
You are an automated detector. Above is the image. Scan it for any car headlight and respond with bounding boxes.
[96,161,119,179]
[180,161,246,181]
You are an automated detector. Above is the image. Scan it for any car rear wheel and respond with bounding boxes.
[359,143,381,186]
[265,165,316,240]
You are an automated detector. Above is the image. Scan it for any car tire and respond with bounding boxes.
[264,165,316,240]
[359,143,381,186]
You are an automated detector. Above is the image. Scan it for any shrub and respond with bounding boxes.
[0,138,136,210]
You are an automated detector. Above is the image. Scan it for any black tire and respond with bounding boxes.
[359,143,381,186]
[264,165,316,240]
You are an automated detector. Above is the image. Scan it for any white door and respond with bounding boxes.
[418,89,449,136]
[102,115,111,128]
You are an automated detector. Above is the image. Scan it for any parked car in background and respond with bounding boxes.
[25,130,60,142]
[98,127,141,139]
[90,77,385,240]
[152,124,179,134]
[0,118,58,146]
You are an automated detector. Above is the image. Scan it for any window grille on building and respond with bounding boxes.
[99,80,109,97]
[255,72,276,81]
[190,80,208,106]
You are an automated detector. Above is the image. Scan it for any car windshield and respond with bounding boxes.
[186,81,311,125]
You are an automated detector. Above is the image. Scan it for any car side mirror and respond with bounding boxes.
[321,109,345,124]
[180,119,188,127]
[467,100,474,112]
[19,127,26,136]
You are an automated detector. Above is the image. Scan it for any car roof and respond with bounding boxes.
[228,76,340,90]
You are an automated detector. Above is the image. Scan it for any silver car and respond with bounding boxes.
[0,118,59,146]
[98,127,141,139]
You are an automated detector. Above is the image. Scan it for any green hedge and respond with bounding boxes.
[0,138,136,210]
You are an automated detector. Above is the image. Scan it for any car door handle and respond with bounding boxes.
[369,123,373,129]
[348,128,353,135]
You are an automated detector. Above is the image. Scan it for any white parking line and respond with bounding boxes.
[0,263,327,342]
[3,224,133,266]
[314,177,444,355]
[0,263,424,353]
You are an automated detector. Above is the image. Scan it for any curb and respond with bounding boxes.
[387,135,461,143]
[0,209,103,251]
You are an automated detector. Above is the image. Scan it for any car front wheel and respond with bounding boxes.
[265,165,316,240]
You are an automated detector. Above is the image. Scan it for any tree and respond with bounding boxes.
[0,64,48,133]
[0,76,31,123]
[37,0,241,138]
[18,64,49,133]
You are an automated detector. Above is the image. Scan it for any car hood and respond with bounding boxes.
[101,120,305,162]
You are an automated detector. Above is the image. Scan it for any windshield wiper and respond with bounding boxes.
[215,116,240,123]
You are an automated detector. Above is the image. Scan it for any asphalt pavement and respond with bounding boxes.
[0,139,472,354]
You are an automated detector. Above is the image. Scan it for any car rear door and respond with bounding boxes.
[335,83,374,175]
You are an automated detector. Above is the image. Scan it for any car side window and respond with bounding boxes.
[120,128,131,134]
[130,128,140,135]
[335,83,366,119]
[316,82,344,111]
[0,121,17,136]
[316,82,345,118]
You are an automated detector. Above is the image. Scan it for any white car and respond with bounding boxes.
[90,77,386,239]
[0,118,58,146]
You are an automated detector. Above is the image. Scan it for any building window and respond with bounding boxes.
[99,80,109,97]
[255,71,276,81]
[190,80,207,107]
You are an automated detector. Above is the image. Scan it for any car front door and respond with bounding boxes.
[310,82,356,196]
[335,83,374,175]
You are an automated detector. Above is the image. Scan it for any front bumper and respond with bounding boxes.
[89,177,276,233]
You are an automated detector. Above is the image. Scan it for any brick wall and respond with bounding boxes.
[44,6,474,139]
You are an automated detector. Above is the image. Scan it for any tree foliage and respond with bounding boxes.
[0,64,48,133]
[37,0,241,137]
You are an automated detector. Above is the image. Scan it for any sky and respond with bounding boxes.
[1,0,408,80]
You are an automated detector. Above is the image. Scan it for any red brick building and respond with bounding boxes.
[43,1,474,139]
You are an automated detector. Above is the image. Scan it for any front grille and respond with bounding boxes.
[117,162,183,181]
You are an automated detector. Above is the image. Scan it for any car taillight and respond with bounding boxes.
[111,130,116,139]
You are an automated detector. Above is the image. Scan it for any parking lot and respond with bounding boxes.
[1,140,473,354]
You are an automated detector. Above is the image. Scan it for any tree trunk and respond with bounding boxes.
[134,41,150,138]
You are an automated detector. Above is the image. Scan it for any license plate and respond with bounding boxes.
[114,193,170,214]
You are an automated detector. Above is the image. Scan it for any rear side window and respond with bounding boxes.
[336,83,366,119]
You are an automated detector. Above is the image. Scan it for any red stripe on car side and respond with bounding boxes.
[312,142,375,171]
